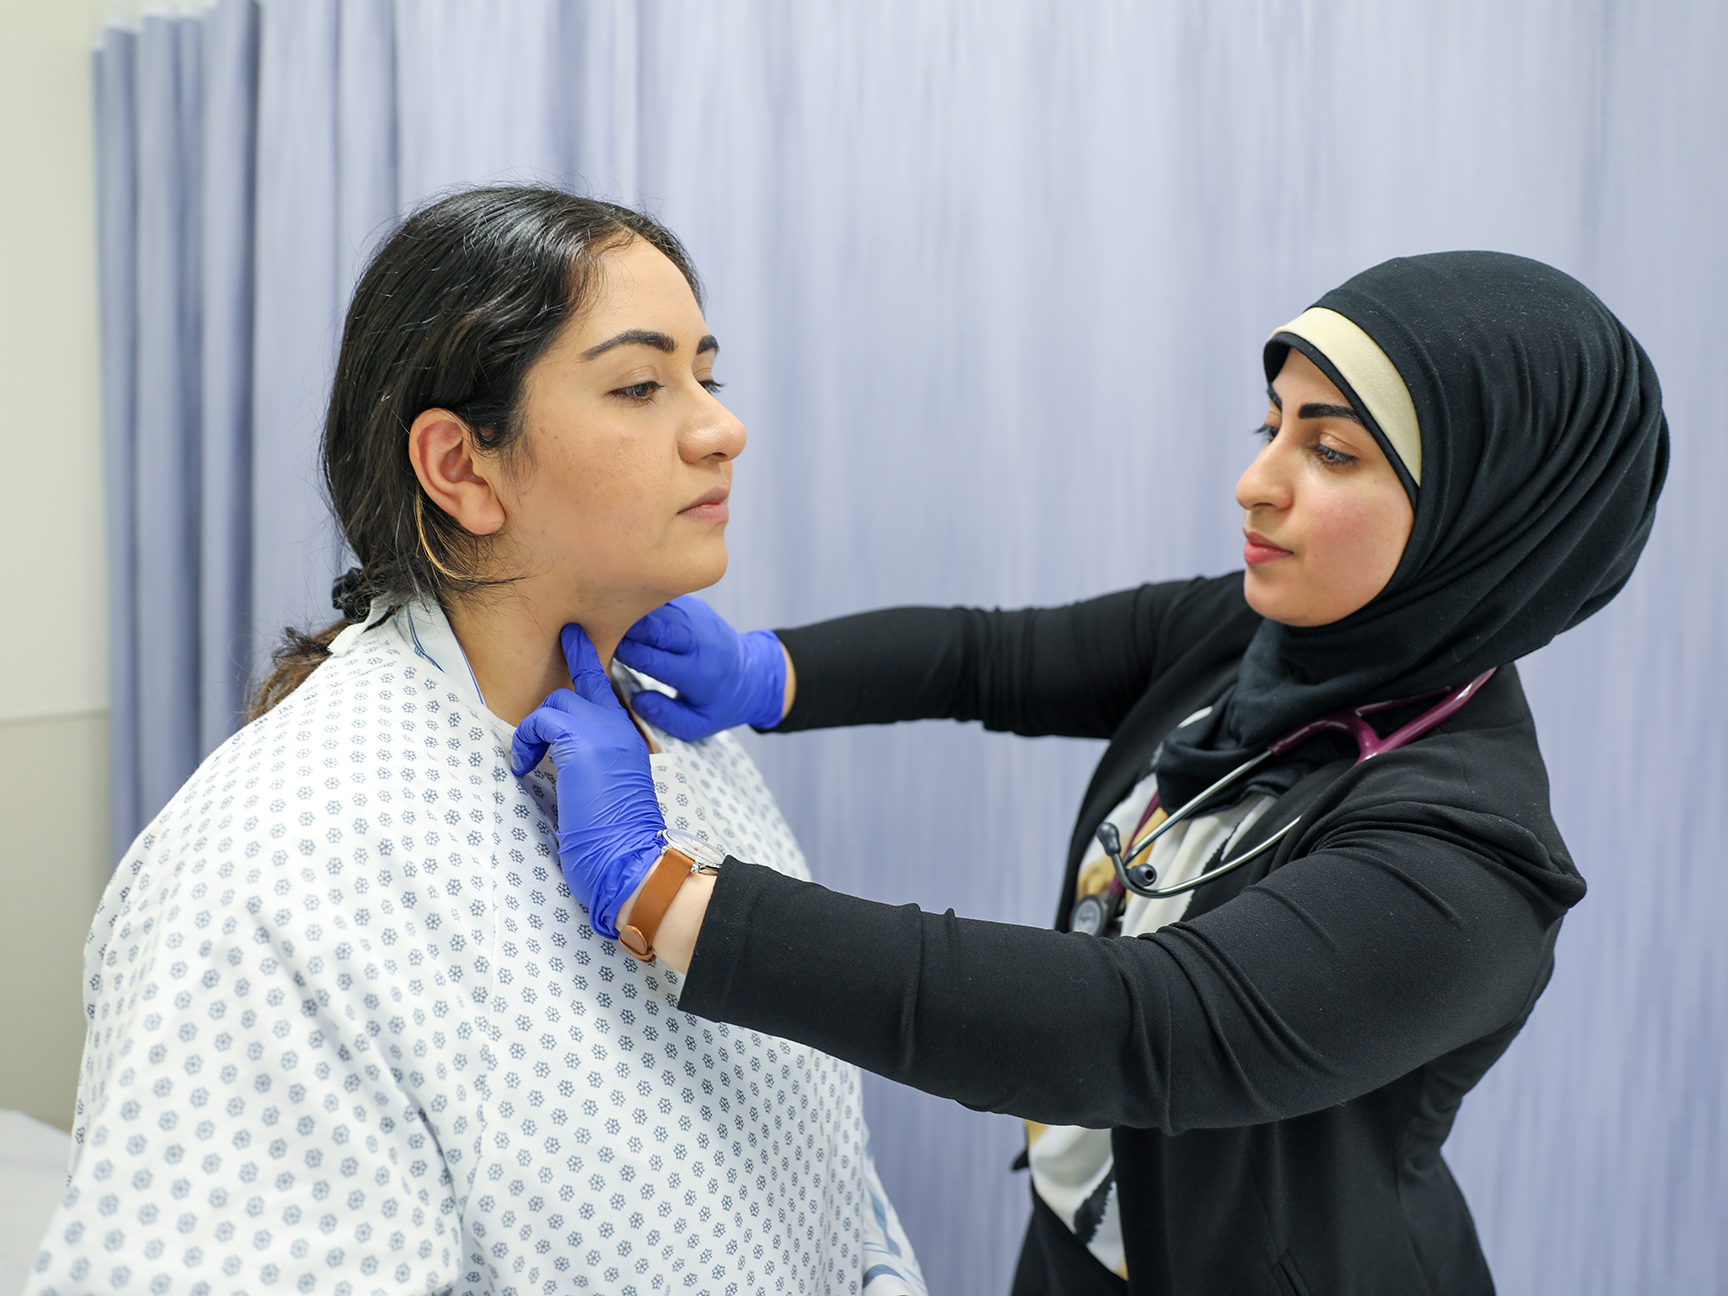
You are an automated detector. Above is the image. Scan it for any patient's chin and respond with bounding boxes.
[677,540,729,595]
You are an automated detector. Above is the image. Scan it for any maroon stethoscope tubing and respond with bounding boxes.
[1100,667,1497,903]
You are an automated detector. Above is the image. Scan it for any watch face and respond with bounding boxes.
[663,829,725,869]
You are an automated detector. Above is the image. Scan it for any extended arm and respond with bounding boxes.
[773,590,1163,739]
[676,806,1569,1131]
[618,576,1249,742]
[518,622,1578,1131]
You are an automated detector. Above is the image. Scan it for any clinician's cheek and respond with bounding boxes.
[1312,497,1411,621]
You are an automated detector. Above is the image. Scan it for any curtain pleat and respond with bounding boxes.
[335,0,397,283]
[131,14,203,824]
[198,0,259,755]
[93,24,140,861]
[248,0,345,679]
[92,4,1727,1293]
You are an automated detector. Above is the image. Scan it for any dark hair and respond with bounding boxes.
[249,186,703,719]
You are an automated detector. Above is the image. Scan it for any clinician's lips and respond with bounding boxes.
[1243,529,1292,566]
[679,486,730,523]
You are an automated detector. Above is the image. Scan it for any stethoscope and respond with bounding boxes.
[1069,668,1496,936]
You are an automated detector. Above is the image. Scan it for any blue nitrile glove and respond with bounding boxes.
[613,595,787,741]
[510,624,667,940]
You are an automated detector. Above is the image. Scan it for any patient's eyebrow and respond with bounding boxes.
[579,329,721,361]
[581,329,677,360]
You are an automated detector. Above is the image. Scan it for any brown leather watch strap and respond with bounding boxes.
[617,847,693,963]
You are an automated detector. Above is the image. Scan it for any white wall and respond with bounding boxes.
[0,0,109,1127]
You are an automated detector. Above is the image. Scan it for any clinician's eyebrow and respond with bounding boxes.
[579,329,721,361]
[1298,401,1364,424]
[1267,387,1364,424]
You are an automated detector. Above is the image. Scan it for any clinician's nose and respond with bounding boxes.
[1236,435,1292,512]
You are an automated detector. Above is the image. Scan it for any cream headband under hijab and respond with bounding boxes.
[1269,306,1423,487]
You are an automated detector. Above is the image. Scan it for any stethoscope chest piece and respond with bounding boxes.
[1069,891,1117,937]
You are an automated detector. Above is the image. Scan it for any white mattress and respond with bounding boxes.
[0,1110,68,1294]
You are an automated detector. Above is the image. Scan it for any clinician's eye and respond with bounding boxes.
[610,381,663,404]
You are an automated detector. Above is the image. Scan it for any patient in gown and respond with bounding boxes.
[28,187,925,1296]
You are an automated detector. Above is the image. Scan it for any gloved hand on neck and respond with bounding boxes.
[511,624,667,940]
[614,595,787,741]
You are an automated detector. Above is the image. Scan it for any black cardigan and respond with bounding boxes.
[679,575,1585,1296]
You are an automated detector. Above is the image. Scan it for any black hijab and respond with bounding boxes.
[1155,251,1669,810]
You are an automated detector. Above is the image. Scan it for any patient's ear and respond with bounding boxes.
[408,409,506,536]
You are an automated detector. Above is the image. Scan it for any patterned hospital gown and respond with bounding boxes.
[27,598,926,1296]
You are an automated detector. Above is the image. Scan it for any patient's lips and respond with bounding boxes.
[679,485,730,523]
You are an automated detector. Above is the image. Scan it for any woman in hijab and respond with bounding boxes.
[511,251,1668,1295]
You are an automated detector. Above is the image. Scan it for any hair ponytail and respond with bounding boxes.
[247,620,349,721]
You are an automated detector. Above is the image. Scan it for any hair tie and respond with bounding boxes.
[332,567,371,622]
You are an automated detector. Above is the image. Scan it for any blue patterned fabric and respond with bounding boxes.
[29,600,919,1294]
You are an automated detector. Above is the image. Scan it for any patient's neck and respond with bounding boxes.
[442,591,633,728]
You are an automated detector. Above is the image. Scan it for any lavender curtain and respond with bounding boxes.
[95,3,1726,1292]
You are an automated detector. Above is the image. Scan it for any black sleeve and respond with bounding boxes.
[773,577,1237,741]
[679,800,1574,1133]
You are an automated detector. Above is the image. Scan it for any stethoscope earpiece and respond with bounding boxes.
[1095,822,1121,859]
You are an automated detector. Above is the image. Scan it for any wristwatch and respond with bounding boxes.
[617,830,724,963]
